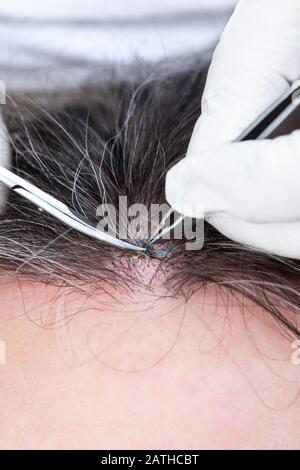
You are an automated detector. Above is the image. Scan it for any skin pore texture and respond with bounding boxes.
[0,58,300,449]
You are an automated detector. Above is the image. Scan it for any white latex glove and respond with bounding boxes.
[0,109,10,212]
[165,0,300,259]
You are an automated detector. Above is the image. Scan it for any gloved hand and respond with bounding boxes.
[165,0,300,259]
[0,106,11,212]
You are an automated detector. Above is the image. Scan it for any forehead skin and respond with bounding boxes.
[0,276,299,450]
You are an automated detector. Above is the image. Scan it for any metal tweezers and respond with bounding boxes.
[147,79,300,244]
[0,80,299,252]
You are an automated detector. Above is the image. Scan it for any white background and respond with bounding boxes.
[0,0,238,90]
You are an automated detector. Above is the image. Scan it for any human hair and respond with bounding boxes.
[1,57,300,337]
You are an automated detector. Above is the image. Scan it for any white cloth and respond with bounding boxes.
[0,0,237,91]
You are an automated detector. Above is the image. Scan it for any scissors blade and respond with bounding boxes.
[0,166,144,252]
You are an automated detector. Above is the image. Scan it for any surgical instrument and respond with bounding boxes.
[149,80,300,244]
[0,166,144,252]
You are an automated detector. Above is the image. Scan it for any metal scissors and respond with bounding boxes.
[0,165,144,252]
[148,80,300,244]
[0,80,300,252]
